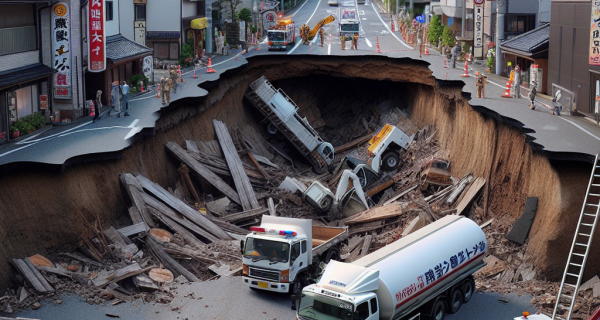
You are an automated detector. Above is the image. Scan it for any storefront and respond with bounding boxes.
[184,16,208,57]
[85,35,153,107]
[500,24,549,94]
[145,31,180,60]
[0,64,56,144]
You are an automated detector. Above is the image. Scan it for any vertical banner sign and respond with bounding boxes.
[239,21,246,43]
[88,0,106,72]
[206,0,213,54]
[52,3,72,99]
[40,95,48,110]
[590,1,600,65]
[474,0,484,59]
[143,56,153,83]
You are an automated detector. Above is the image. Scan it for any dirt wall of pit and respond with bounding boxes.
[0,55,591,290]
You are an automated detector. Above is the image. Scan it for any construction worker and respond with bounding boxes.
[318,27,325,47]
[341,34,346,50]
[169,66,179,94]
[161,77,172,105]
[475,72,487,98]
[352,33,358,50]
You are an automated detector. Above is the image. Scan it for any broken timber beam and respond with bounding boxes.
[218,207,269,223]
[136,174,231,240]
[213,120,260,211]
[334,134,372,153]
[166,141,242,205]
[119,174,156,227]
[146,237,200,282]
[12,259,53,293]
[178,165,202,204]
[117,222,150,238]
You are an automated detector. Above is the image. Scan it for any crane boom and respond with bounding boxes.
[307,15,336,40]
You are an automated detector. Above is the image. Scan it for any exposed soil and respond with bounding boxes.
[0,55,591,294]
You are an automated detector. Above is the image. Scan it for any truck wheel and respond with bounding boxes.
[462,277,475,303]
[381,151,399,172]
[429,298,447,320]
[448,288,463,314]
[267,123,278,135]
[320,196,333,212]
[324,247,340,263]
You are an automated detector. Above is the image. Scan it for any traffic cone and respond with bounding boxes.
[140,82,145,92]
[156,84,161,98]
[391,20,395,32]
[443,56,448,68]
[180,71,184,83]
[376,37,381,53]
[501,78,513,98]
[424,43,429,55]
[235,54,239,61]
[309,42,312,54]
[206,58,216,73]
[90,102,95,116]
[193,68,198,78]
[461,60,469,77]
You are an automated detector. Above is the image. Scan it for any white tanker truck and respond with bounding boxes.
[295,215,487,320]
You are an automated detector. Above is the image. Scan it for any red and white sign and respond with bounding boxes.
[52,2,72,99]
[40,95,48,110]
[88,0,106,72]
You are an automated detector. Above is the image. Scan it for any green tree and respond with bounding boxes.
[441,25,456,47]
[238,8,251,23]
[427,15,443,45]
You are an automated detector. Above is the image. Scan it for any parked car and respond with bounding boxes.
[418,158,452,192]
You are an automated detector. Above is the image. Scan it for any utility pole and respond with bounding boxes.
[495,0,506,76]
[409,0,413,12]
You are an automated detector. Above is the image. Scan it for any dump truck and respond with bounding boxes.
[367,124,413,173]
[241,215,348,295]
[245,76,335,173]
[267,18,296,50]
[296,215,487,320]
[339,8,359,41]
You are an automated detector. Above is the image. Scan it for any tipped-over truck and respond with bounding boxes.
[245,76,335,173]
[241,215,348,295]
[296,215,487,320]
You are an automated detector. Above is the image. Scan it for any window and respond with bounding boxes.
[291,242,300,262]
[370,298,378,314]
[135,4,146,21]
[505,15,535,33]
[356,302,369,320]
[301,240,307,254]
[106,1,113,21]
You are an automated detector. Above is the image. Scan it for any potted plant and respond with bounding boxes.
[10,123,20,139]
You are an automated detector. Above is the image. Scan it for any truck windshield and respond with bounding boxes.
[244,237,290,263]
[341,24,359,32]
[268,31,285,42]
[298,292,353,320]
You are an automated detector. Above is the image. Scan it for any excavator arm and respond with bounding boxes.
[307,15,336,41]
[332,169,369,214]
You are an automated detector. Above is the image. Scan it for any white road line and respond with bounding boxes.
[328,42,331,55]
[371,2,412,50]
[559,117,600,141]
[124,126,143,140]
[0,144,34,158]
[365,37,372,47]
[16,122,90,145]
[128,119,139,128]
[289,0,323,54]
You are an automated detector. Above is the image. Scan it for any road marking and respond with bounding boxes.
[128,119,139,128]
[328,42,331,55]
[365,37,372,47]
[371,2,412,49]
[559,117,600,141]
[289,0,324,54]
[16,122,90,145]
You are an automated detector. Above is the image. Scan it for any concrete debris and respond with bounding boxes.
[278,177,307,193]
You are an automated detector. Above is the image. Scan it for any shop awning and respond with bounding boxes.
[500,23,549,59]
[183,15,207,29]
[106,34,153,64]
[0,63,57,92]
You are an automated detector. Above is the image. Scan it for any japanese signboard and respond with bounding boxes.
[52,2,72,99]
[88,0,106,72]
[40,95,48,110]
[135,21,146,45]
[474,4,483,58]
[206,0,212,53]
[239,21,246,43]
[143,56,153,83]
[590,1,600,65]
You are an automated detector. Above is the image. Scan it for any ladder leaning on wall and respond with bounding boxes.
[552,154,600,320]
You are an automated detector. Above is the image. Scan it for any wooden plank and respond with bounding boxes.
[146,237,200,282]
[119,174,156,227]
[345,204,403,225]
[206,216,251,235]
[35,266,88,284]
[455,177,486,216]
[349,219,398,235]
[267,197,276,216]
[358,235,373,258]
[143,193,214,245]
[186,150,266,185]
[23,258,53,292]
[186,140,200,154]
[219,207,269,223]
[240,125,273,159]
[208,264,232,276]
[118,222,150,237]
[133,273,159,290]
[345,239,364,262]
[334,134,372,153]
[92,263,147,288]
[136,174,231,240]
[206,197,231,216]
[343,236,364,254]
[104,227,128,247]
[196,140,223,157]
[251,153,278,168]
[213,120,260,211]
[383,184,418,206]
[479,218,494,229]
[178,165,202,204]
[246,151,270,179]
[12,259,52,293]
[59,252,104,268]
[127,207,144,226]
[262,138,294,168]
[148,207,206,249]
[166,141,242,205]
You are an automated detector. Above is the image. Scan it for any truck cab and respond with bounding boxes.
[367,124,413,173]
[242,228,308,293]
[339,8,360,41]
[268,19,295,50]
[298,285,379,320]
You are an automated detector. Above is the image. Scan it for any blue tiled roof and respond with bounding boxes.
[106,34,153,63]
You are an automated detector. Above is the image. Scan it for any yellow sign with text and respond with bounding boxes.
[191,17,208,30]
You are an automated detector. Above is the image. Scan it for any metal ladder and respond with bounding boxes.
[553,154,600,320]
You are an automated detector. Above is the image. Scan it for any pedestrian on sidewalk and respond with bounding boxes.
[450,42,460,68]
[93,90,102,122]
[529,81,538,110]
[120,81,130,116]
[475,72,487,98]
[110,82,121,118]
[513,65,521,98]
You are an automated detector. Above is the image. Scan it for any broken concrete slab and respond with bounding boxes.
[278,177,307,193]
[479,255,508,278]
[581,275,600,291]
[506,197,538,245]
[401,216,425,236]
